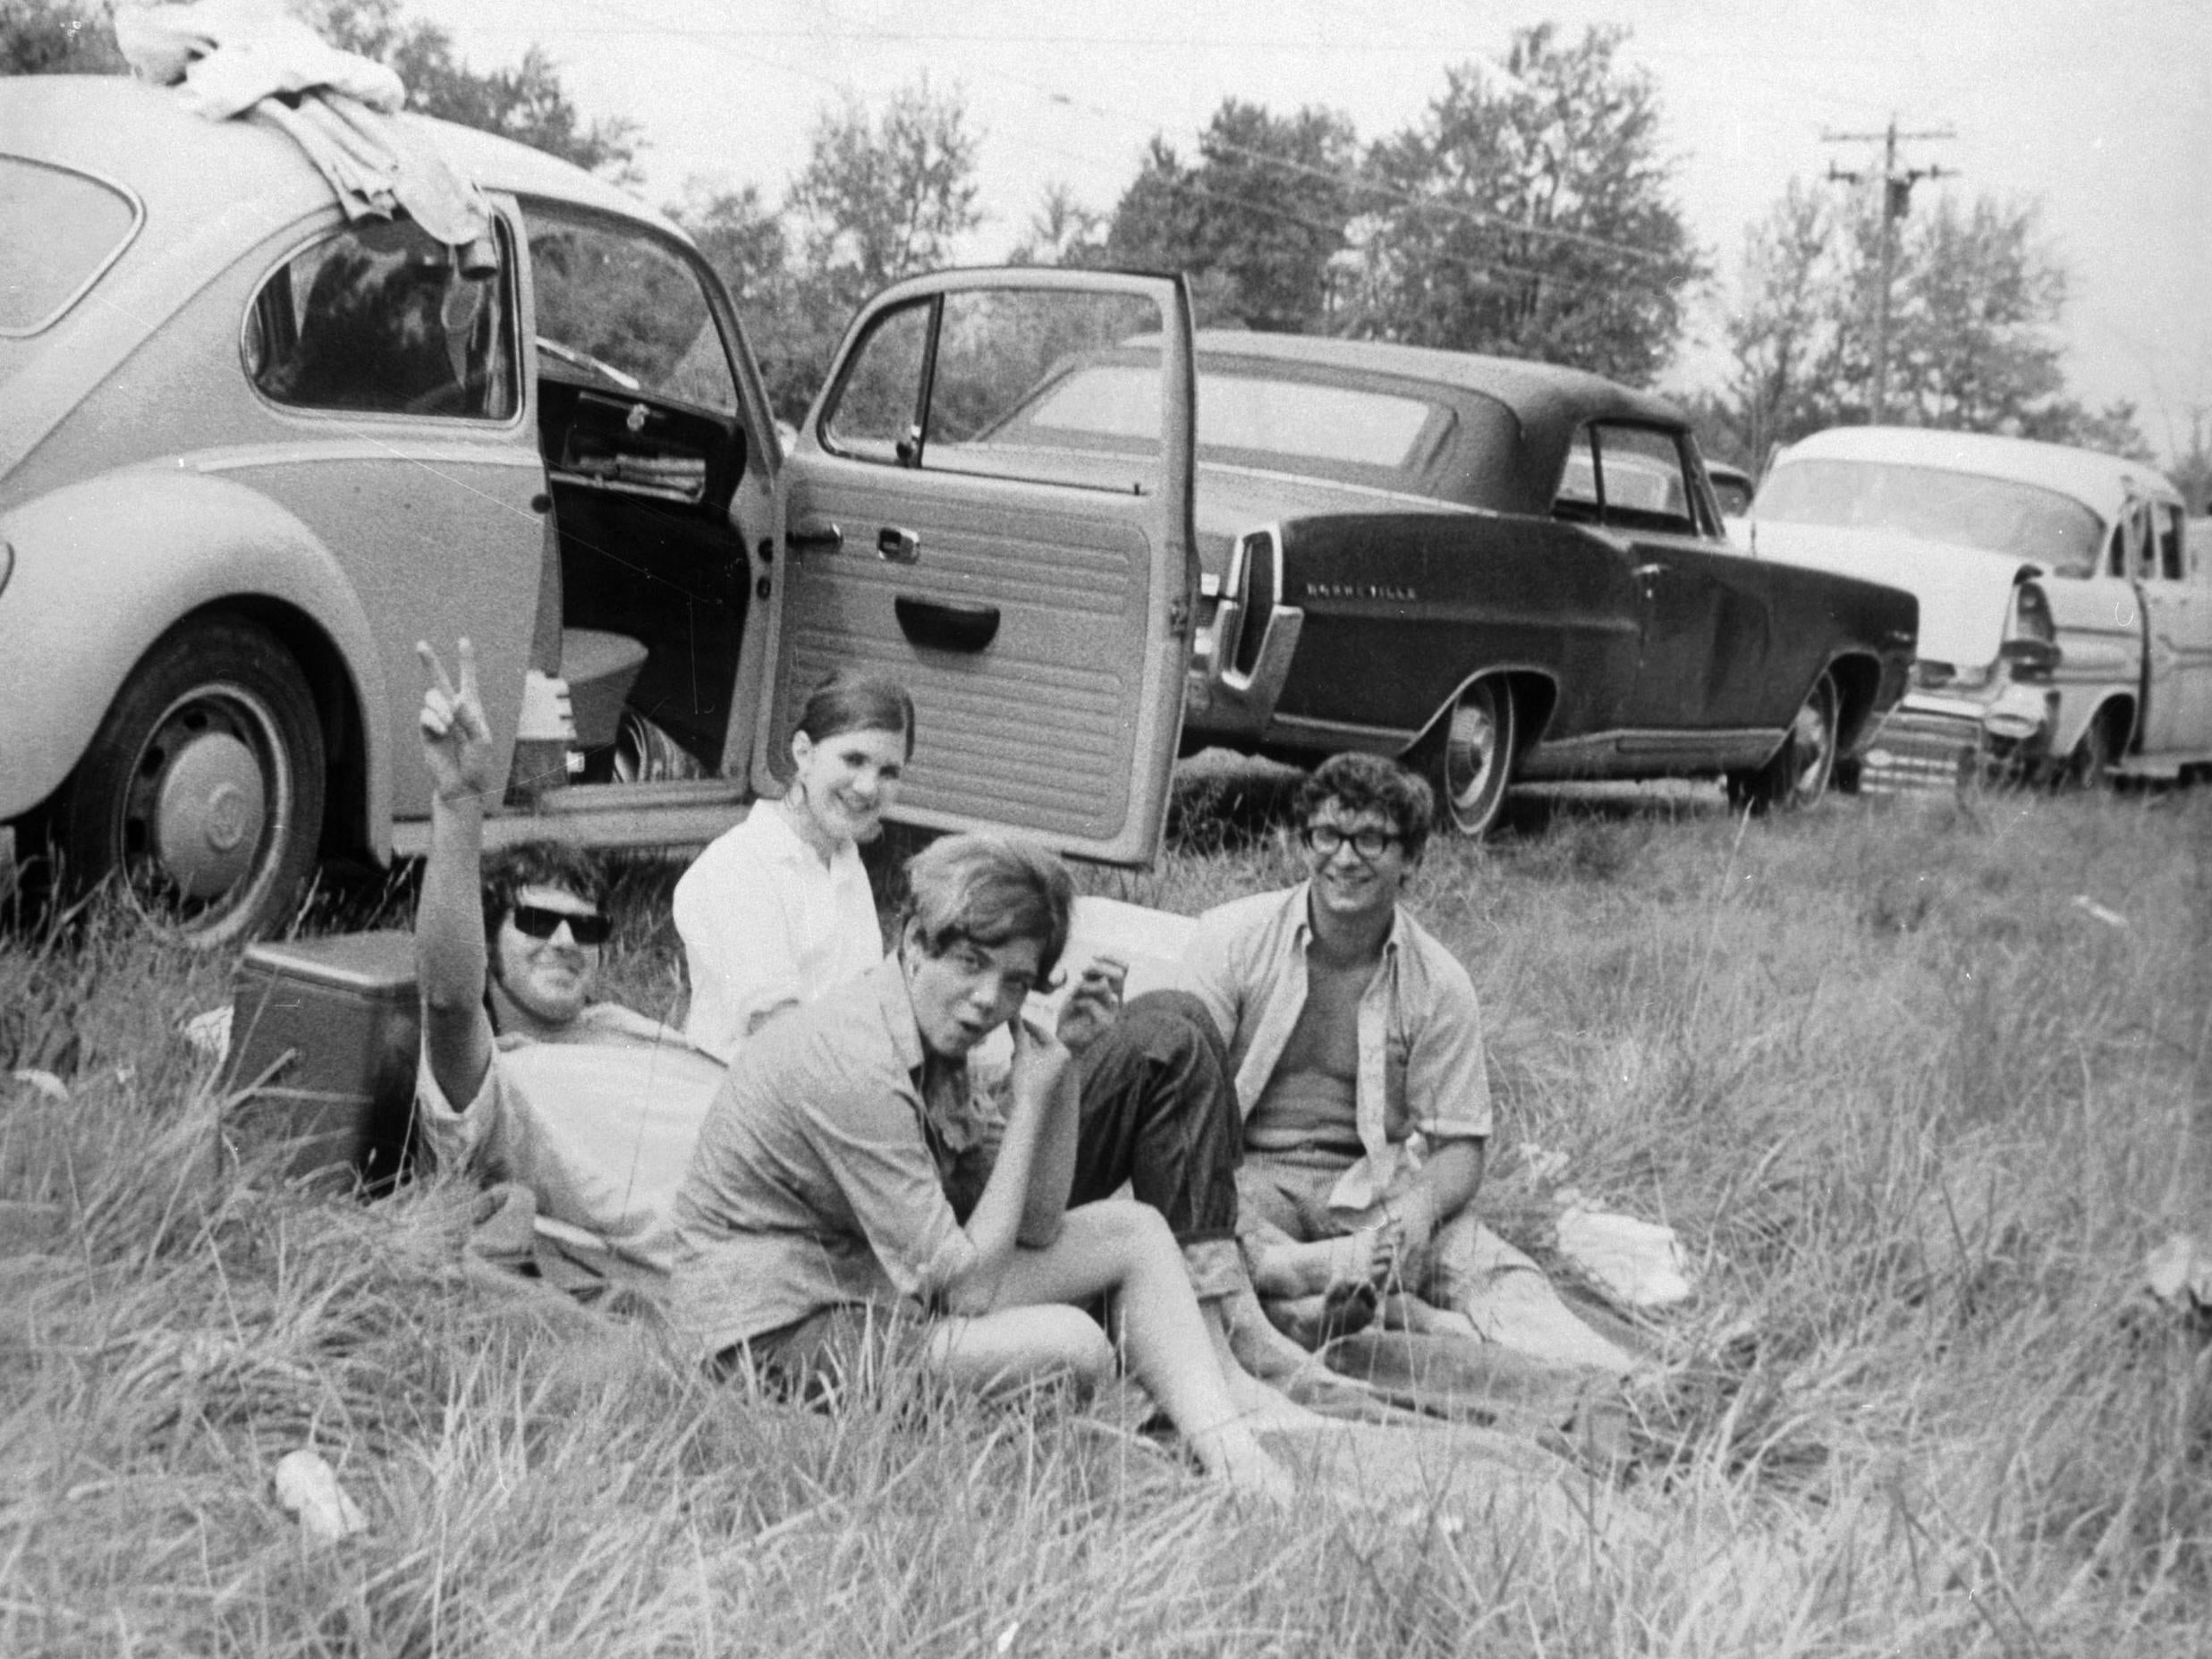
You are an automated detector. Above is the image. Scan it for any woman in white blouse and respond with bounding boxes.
[674,676,913,1062]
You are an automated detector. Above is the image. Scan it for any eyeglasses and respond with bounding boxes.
[509,904,611,945]
[1302,824,1401,861]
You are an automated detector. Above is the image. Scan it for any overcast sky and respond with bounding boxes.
[414,0,2211,461]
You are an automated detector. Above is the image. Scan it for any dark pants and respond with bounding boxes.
[1069,990,1242,1252]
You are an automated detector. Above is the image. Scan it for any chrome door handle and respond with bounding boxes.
[787,519,842,559]
[1632,563,1666,579]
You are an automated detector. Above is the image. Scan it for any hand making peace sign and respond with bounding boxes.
[416,638,497,806]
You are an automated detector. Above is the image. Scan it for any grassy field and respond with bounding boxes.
[4,779,2208,1656]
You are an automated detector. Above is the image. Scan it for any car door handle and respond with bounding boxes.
[894,595,999,653]
[787,519,842,558]
[1632,563,1667,580]
[877,526,920,564]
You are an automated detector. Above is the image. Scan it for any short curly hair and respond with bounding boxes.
[1296,753,1435,862]
[899,833,1073,982]
[480,838,607,948]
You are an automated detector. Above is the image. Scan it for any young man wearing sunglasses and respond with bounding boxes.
[1181,753,1631,1375]
[412,639,725,1282]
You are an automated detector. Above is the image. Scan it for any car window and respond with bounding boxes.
[2153,503,2185,581]
[1555,422,1698,535]
[526,213,738,413]
[0,157,140,335]
[1757,458,2106,574]
[245,217,517,419]
[2105,517,2131,578]
[1708,470,1755,518]
[821,289,1167,492]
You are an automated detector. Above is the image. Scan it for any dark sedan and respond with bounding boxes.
[979,331,1919,834]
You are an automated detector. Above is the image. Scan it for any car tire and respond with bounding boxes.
[47,616,325,946]
[2062,713,2114,791]
[1426,679,1517,839]
[1727,671,1838,815]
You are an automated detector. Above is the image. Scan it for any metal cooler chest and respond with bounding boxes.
[225,932,420,1191]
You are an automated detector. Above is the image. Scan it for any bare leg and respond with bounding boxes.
[993,1200,1292,1502]
[925,1305,1115,1395]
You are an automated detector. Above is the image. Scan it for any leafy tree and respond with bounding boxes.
[1345,24,1707,386]
[1008,182,1108,268]
[724,76,985,423]
[1104,99,1359,333]
[785,76,983,313]
[1716,179,1841,469]
[309,0,638,179]
[1723,176,2149,459]
[1,0,123,73]
[2167,410,2212,513]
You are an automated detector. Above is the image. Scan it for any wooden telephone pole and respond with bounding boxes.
[1824,118,1955,424]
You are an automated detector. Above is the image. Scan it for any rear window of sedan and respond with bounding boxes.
[998,358,1468,486]
[0,157,140,335]
[1759,458,2106,576]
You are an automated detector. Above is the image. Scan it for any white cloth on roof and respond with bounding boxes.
[116,0,403,117]
[114,0,491,250]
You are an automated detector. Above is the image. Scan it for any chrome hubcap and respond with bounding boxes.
[123,687,285,907]
[1446,698,1498,810]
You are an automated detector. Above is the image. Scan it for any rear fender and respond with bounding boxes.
[1406,667,1557,761]
[0,470,390,853]
[1825,652,1887,757]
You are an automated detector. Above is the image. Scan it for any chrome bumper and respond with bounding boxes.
[1860,683,2056,794]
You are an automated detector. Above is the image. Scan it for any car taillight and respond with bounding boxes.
[1999,581,2060,679]
[1231,529,1278,679]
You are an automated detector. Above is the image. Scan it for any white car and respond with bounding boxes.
[1746,427,2212,788]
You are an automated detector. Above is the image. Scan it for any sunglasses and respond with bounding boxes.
[508,904,611,945]
[1302,824,1401,861]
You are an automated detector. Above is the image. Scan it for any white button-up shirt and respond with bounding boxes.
[674,804,884,1064]
[1181,882,1491,1212]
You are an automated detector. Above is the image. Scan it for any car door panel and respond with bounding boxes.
[767,272,1195,866]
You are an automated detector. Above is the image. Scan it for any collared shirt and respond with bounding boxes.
[1181,882,1491,1212]
[673,804,884,1064]
[667,958,1000,1359]
[414,1002,726,1276]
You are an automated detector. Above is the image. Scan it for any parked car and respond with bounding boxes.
[1705,461,1757,520]
[937,330,1918,834]
[2,76,1206,940]
[1747,427,2212,787]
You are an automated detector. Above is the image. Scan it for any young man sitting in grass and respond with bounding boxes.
[667,832,1294,1499]
[1183,752,1631,1375]
[412,639,725,1282]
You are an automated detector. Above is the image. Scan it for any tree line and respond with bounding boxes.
[8,0,2186,494]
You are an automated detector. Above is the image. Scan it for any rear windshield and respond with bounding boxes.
[0,157,140,334]
[1758,457,2106,575]
[996,358,1462,485]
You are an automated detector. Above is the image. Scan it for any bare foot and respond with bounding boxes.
[1193,1424,1295,1506]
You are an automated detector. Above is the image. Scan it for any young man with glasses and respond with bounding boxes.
[413,639,725,1281]
[1182,752,1631,1374]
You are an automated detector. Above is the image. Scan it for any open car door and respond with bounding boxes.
[761,271,1197,864]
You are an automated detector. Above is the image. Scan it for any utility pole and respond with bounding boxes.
[1823,117,1955,424]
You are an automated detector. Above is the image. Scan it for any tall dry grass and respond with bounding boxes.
[4,782,2208,1655]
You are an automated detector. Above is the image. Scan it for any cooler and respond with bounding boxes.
[225,932,421,1192]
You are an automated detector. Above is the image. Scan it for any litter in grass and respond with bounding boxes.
[1557,1206,1694,1309]
[273,1449,366,1542]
